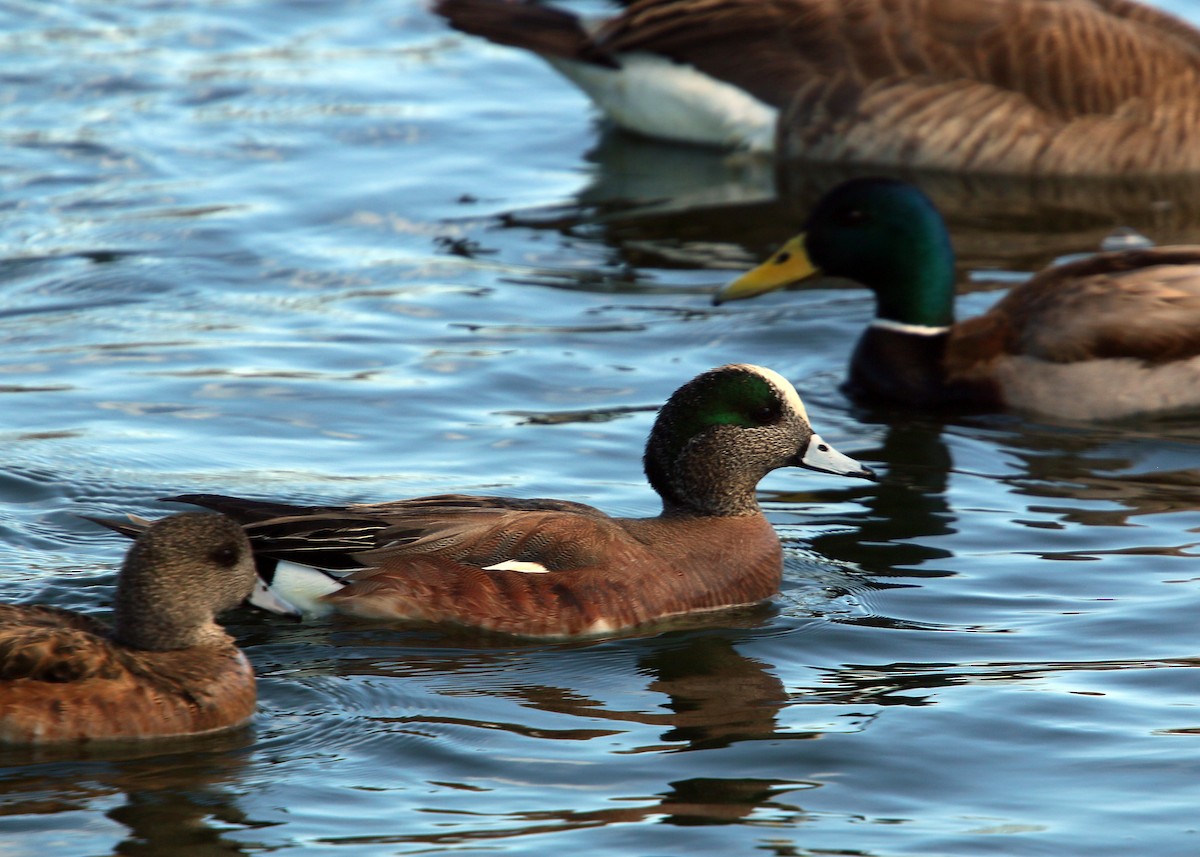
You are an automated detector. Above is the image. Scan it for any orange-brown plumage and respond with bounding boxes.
[311,513,783,636]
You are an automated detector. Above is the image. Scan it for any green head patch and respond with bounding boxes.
[644,365,802,500]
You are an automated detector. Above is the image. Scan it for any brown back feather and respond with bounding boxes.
[0,605,119,682]
[596,0,1200,113]
[962,247,1200,364]
[165,493,617,572]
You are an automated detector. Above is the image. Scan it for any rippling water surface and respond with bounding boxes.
[3,1,1200,854]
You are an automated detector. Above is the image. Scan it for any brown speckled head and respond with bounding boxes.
[112,512,258,651]
[0,513,267,744]
[644,364,871,516]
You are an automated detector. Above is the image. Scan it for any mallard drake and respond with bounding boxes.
[714,177,1200,420]
[99,365,874,638]
[435,0,1200,174]
[0,513,298,745]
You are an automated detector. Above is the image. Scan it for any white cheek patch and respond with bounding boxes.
[482,560,552,574]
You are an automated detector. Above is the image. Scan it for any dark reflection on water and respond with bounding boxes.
[0,732,268,856]
[322,777,809,849]
[505,127,1200,281]
[997,422,1200,530]
[811,417,959,576]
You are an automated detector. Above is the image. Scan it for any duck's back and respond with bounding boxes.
[945,247,1200,418]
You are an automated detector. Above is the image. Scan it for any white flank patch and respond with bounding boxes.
[482,560,552,574]
[546,53,777,151]
[271,560,345,616]
[870,318,952,336]
[734,363,809,423]
[586,618,615,635]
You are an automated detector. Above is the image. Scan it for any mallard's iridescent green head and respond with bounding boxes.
[804,178,955,327]
[644,364,873,516]
[715,178,956,329]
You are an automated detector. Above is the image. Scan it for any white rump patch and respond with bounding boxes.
[546,53,777,151]
[482,560,552,574]
[271,560,345,616]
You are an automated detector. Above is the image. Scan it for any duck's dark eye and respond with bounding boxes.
[835,207,868,227]
[209,543,242,568]
[751,402,781,424]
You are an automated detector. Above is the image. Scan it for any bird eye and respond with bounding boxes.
[836,207,867,226]
[752,403,780,424]
[209,543,242,568]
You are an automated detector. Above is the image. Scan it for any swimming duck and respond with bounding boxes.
[0,512,298,745]
[435,0,1200,174]
[99,365,874,638]
[714,177,1200,420]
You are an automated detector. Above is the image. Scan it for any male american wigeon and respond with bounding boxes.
[715,177,1200,421]
[0,513,298,745]
[100,364,874,638]
[436,0,1200,175]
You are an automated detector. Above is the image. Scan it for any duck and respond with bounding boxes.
[714,177,1200,420]
[0,512,299,745]
[96,364,874,639]
[434,0,1200,175]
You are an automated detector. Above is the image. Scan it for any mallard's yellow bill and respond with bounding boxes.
[713,234,818,304]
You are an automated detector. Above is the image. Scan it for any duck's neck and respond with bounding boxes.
[847,324,953,406]
[660,494,762,519]
[871,241,956,330]
[113,604,223,651]
[847,324,1001,409]
[652,463,764,519]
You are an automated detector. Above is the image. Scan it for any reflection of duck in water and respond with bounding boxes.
[0,513,297,744]
[437,0,1200,174]
[0,732,260,857]
[717,178,1200,421]
[99,365,873,638]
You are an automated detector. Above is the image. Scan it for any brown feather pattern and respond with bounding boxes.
[437,0,1200,173]
[330,515,784,636]
[946,247,1200,378]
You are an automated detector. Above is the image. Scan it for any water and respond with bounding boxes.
[2,1,1200,854]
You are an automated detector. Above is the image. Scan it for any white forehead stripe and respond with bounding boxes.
[731,363,809,423]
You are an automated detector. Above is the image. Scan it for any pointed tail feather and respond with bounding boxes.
[434,0,618,67]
